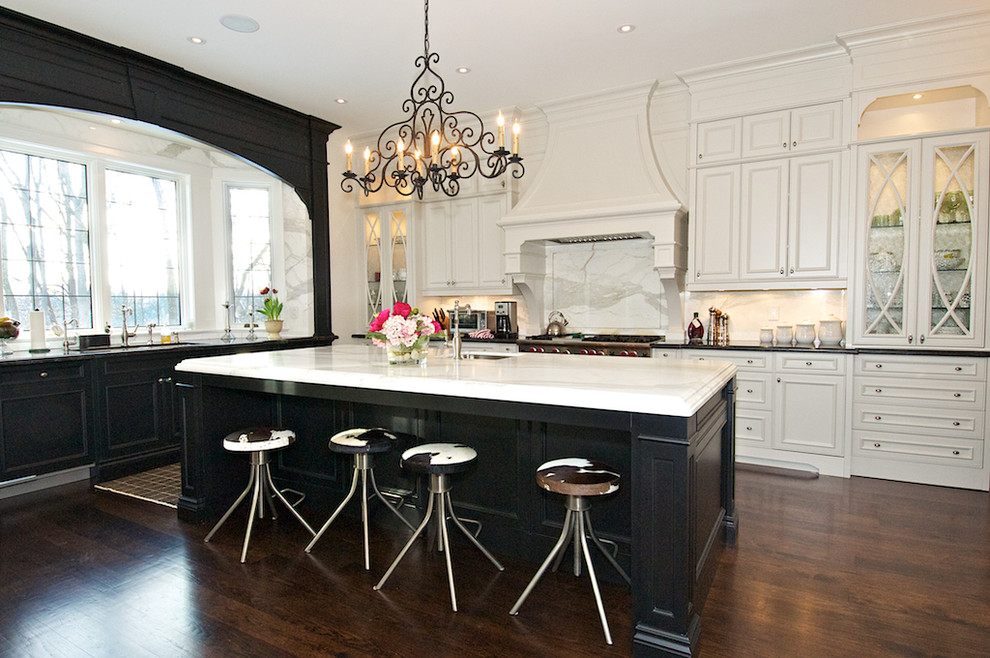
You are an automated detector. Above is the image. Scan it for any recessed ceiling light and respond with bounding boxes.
[456,67,471,74]
[220,14,260,33]
[335,98,348,104]
[187,36,205,45]
[913,93,924,100]
[618,24,635,33]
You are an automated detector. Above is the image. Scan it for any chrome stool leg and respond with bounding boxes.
[205,449,315,563]
[375,491,435,591]
[306,453,414,569]
[444,494,504,570]
[509,508,575,615]
[510,494,624,645]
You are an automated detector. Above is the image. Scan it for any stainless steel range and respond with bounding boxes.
[517,334,663,357]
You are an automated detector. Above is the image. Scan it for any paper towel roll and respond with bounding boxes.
[29,310,47,351]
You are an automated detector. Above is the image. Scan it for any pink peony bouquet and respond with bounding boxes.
[366,302,442,353]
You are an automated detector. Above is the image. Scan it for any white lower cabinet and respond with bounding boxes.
[682,349,848,476]
[851,353,989,490]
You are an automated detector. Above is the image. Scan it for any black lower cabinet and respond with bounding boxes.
[94,353,184,481]
[0,362,92,482]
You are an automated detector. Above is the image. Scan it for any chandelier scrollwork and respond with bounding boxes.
[341,0,523,199]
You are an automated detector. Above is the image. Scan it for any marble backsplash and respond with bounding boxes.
[543,239,667,334]
[683,289,847,344]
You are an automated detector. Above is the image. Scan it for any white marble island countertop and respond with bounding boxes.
[175,344,736,418]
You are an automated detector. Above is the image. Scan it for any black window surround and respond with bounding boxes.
[0,7,340,338]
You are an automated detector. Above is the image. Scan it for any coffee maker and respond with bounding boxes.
[494,301,518,339]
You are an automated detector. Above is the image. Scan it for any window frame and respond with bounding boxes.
[0,136,194,333]
[219,172,284,328]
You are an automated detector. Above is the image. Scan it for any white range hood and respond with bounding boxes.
[499,81,687,335]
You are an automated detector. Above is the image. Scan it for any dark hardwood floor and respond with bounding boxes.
[1,467,988,657]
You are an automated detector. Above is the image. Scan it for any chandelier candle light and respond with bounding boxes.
[367,301,442,365]
[341,0,524,199]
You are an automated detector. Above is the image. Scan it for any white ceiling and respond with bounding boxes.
[2,0,987,137]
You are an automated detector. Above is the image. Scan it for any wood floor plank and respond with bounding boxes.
[1,470,987,656]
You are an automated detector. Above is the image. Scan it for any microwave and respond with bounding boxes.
[447,309,493,334]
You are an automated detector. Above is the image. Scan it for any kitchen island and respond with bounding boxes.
[174,345,737,657]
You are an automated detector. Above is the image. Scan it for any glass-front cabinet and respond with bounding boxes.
[362,203,412,323]
[854,131,988,348]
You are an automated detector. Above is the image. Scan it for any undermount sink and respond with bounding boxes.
[463,353,513,360]
[76,341,200,352]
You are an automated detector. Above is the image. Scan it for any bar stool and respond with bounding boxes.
[204,427,316,563]
[510,457,631,645]
[305,428,416,569]
[374,442,504,611]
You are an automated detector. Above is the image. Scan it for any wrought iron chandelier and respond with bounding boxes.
[341,0,524,199]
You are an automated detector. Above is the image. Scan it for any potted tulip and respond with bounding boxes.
[258,286,283,338]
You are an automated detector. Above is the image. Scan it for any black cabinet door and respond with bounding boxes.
[0,364,91,480]
[100,354,181,466]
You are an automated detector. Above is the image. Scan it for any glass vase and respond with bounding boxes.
[386,342,427,366]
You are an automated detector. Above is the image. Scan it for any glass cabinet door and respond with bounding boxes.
[362,203,413,323]
[388,208,409,308]
[862,146,913,341]
[917,133,987,346]
[364,210,383,322]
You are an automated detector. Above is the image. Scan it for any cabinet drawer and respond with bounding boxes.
[736,374,772,408]
[854,377,985,410]
[736,409,771,446]
[683,350,770,371]
[853,403,984,438]
[775,353,845,374]
[2,363,86,385]
[855,355,985,379]
[853,430,983,468]
[651,348,679,360]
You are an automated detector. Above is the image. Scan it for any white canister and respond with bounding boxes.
[795,322,816,346]
[760,327,774,345]
[819,315,843,346]
[775,325,794,346]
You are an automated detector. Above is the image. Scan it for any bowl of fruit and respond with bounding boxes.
[0,316,21,355]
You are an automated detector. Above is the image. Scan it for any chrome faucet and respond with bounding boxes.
[121,305,136,347]
[146,322,157,345]
[452,300,462,360]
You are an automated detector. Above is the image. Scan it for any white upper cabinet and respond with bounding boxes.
[697,102,842,164]
[691,165,740,281]
[852,131,989,349]
[691,102,845,290]
[695,117,742,164]
[742,103,843,158]
[419,194,513,296]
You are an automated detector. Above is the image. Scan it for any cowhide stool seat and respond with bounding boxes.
[374,442,504,611]
[304,428,415,569]
[509,457,631,645]
[204,427,316,563]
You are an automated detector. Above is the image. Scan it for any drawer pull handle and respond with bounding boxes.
[952,421,960,426]
[746,389,754,393]
[955,366,962,372]
[746,426,753,431]
[953,450,960,456]
[875,364,883,369]
[874,443,881,448]
[747,359,753,364]
[777,377,781,383]
[875,416,882,421]
[805,361,812,366]
[875,388,882,393]
[954,393,961,398]
[40,372,48,378]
